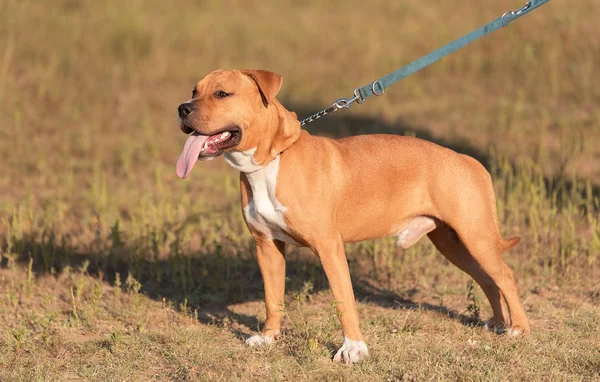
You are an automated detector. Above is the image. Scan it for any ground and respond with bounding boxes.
[1,0,599,380]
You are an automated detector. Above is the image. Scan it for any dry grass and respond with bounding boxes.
[1,0,600,380]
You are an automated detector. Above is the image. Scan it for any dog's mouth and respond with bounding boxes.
[176,126,242,179]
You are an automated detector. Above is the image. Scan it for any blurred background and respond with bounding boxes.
[0,0,599,379]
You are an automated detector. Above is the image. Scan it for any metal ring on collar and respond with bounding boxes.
[372,80,385,96]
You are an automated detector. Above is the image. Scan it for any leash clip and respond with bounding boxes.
[502,1,532,25]
[333,93,359,110]
[333,86,370,110]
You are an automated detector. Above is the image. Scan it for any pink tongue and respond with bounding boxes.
[176,132,209,179]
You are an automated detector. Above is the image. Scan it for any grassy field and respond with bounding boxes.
[1,0,600,380]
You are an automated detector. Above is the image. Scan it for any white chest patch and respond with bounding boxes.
[224,150,299,245]
[224,148,262,173]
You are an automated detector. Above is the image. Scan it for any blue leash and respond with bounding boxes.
[300,0,551,126]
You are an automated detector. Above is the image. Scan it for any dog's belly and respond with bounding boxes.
[336,189,437,244]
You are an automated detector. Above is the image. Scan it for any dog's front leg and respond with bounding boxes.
[315,238,368,364]
[246,237,286,347]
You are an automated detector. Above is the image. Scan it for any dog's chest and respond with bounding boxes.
[241,156,298,245]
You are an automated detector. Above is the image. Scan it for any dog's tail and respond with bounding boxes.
[499,236,521,252]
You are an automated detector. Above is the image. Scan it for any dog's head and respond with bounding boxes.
[176,69,299,179]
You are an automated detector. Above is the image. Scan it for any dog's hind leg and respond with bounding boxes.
[433,155,529,334]
[447,221,530,335]
[428,222,510,331]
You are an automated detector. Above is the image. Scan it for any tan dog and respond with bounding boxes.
[176,69,530,364]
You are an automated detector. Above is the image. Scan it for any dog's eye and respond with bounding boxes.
[191,89,197,98]
[214,91,231,99]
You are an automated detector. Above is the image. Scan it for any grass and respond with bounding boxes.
[1,0,600,380]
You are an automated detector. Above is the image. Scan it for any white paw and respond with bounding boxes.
[245,334,273,347]
[506,327,524,337]
[333,337,369,364]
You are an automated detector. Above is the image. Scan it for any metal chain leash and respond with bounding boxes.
[299,105,337,127]
[300,90,362,126]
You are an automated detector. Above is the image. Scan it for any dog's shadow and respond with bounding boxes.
[183,278,484,342]
[4,229,484,342]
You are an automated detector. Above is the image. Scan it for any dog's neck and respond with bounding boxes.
[224,99,300,174]
[224,148,264,173]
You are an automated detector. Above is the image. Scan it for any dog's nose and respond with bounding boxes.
[178,103,195,119]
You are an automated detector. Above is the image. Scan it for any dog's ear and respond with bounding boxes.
[241,69,283,107]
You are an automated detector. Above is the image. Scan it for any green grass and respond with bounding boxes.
[1,0,600,380]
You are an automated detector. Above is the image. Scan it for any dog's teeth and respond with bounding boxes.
[222,132,230,138]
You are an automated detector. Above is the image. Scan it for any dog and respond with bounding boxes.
[175,69,530,364]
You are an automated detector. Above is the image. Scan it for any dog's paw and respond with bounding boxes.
[484,318,530,337]
[506,327,523,337]
[333,337,369,365]
[483,318,507,334]
[245,334,273,347]
[506,325,530,337]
